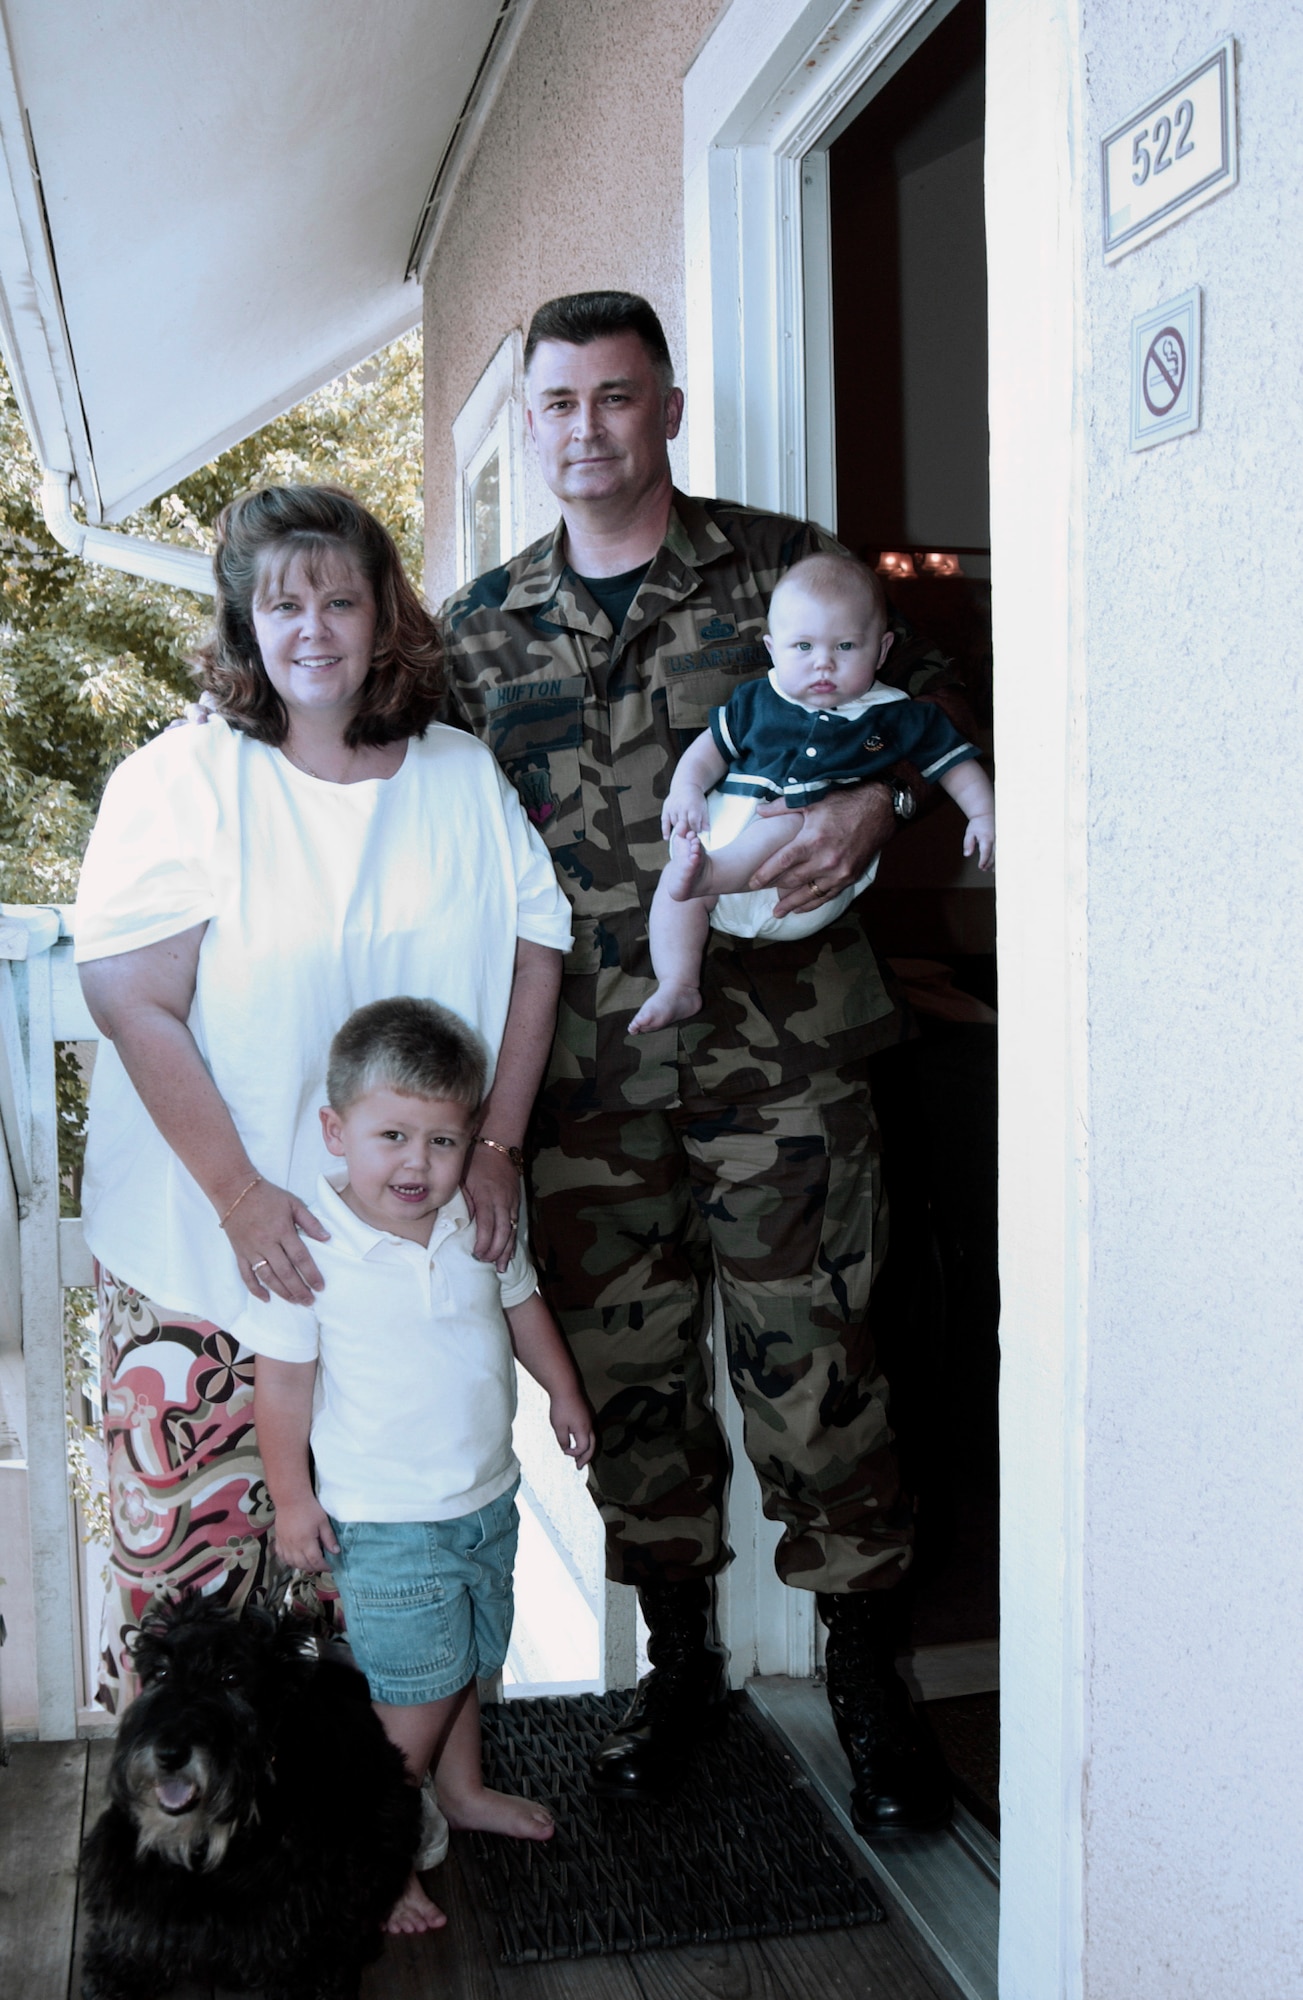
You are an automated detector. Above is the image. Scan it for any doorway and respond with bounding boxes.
[823,0,999,1837]
[687,0,1088,1982]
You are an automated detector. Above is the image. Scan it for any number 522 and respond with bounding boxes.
[1132,99,1195,184]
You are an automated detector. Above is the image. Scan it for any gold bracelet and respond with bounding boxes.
[476,1136,524,1173]
[218,1174,263,1228]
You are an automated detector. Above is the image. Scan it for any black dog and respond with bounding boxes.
[80,1593,420,2000]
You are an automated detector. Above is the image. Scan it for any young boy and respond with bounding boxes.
[628,552,996,1033]
[237,997,594,1936]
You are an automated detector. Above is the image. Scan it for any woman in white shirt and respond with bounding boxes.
[75,486,572,1708]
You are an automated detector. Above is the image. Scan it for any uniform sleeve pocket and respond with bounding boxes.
[486,691,585,846]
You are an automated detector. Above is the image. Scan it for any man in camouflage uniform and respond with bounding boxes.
[442,292,953,1834]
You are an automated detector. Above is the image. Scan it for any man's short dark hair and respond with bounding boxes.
[524,292,675,388]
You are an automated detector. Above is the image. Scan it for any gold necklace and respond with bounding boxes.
[283,740,354,784]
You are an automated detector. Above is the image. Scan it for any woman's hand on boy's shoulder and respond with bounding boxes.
[464,1142,521,1271]
[166,689,217,730]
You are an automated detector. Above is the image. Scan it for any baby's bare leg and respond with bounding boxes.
[669,810,803,898]
[630,855,713,1034]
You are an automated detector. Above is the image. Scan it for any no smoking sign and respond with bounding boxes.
[1130,287,1201,449]
[1143,327,1186,415]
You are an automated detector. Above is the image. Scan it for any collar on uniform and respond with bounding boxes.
[316,1171,468,1262]
[765,668,909,720]
[499,490,734,636]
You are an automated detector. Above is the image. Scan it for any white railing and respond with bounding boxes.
[0,903,640,1740]
[0,905,96,1740]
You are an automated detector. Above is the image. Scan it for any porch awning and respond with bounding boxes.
[0,0,508,525]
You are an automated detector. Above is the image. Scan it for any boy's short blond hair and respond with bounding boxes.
[771,551,889,629]
[326,997,487,1114]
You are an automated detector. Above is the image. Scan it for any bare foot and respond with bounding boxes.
[665,830,712,904]
[440,1785,556,1840]
[385,1871,447,1934]
[629,984,703,1034]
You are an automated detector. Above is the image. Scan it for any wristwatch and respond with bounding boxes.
[891,782,917,822]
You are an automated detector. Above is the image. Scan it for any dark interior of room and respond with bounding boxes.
[828,0,998,1832]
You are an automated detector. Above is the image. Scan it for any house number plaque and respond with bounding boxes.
[1102,40,1237,263]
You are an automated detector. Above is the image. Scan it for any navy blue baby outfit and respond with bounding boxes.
[709,676,978,806]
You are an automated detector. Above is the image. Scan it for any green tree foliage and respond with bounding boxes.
[0,329,422,905]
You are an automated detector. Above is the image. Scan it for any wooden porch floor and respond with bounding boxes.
[1,1736,966,2000]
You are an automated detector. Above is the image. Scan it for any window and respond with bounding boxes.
[453,331,523,586]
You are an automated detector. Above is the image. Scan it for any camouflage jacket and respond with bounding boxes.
[441,492,938,1114]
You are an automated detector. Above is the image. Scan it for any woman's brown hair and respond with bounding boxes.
[195,485,443,746]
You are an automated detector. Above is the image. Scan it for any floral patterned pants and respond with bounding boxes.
[96,1270,336,1711]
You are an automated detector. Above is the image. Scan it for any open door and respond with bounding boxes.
[820,0,999,1838]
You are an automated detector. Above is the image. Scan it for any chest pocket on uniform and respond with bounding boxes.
[666,668,764,755]
[484,679,586,848]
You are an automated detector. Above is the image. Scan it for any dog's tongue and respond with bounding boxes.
[156,1778,198,1812]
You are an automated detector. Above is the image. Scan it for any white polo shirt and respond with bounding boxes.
[232,1175,538,1523]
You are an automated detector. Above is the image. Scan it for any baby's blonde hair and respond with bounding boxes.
[770,551,888,630]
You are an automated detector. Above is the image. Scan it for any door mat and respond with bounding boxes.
[458,1690,885,1963]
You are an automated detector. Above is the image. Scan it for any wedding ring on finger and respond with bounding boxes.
[251,1258,270,1273]
[809,880,823,897]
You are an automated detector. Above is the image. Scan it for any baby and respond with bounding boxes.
[629,552,995,1033]
[237,996,594,1935]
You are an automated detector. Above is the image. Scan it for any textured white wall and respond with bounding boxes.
[1075,6,1303,1992]
[421,0,727,607]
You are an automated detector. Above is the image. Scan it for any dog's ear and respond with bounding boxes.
[130,1587,192,1681]
[272,1609,319,1672]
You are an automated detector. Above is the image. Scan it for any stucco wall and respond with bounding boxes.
[1075,6,1303,1992]
[421,0,727,607]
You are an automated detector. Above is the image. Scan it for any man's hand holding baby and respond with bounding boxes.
[753,783,896,917]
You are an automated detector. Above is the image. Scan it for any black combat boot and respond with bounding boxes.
[818,1590,953,1836]
[589,1578,728,1801]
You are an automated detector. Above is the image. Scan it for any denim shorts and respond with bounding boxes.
[328,1481,519,1706]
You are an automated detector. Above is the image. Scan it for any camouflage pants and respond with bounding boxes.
[528,1060,913,1595]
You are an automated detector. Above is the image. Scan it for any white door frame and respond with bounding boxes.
[684,2,1090,1991]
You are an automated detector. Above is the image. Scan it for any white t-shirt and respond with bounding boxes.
[74,718,572,1326]
[232,1176,537,1522]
